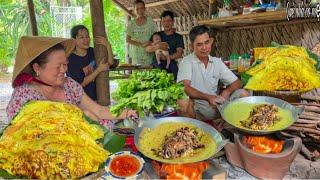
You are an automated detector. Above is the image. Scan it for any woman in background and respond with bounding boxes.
[67,25,112,101]
[126,0,157,66]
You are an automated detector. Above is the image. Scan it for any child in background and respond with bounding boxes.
[150,32,170,69]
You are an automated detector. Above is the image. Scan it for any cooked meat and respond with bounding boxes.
[152,127,205,159]
[240,104,280,130]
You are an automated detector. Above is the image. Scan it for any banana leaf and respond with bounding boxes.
[307,49,320,71]
[240,72,252,86]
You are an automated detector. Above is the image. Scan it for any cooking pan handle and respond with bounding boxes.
[217,139,229,152]
[296,107,304,115]
[229,89,251,101]
[216,103,225,114]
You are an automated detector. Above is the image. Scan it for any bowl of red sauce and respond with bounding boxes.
[104,151,145,179]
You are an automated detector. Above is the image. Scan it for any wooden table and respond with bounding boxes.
[108,66,153,80]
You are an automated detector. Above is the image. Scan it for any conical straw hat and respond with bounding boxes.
[12,36,75,87]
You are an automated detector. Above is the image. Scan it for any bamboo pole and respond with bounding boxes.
[112,0,134,17]
[89,0,110,106]
[27,0,38,36]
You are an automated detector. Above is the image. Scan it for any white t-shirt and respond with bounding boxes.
[177,53,237,105]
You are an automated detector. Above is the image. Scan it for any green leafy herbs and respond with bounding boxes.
[111,70,186,117]
[84,116,125,153]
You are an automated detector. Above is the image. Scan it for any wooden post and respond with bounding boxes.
[89,0,110,106]
[209,0,218,18]
[125,14,131,63]
[27,0,38,36]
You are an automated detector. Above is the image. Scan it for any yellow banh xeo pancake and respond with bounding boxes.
[0,101,110,179]
[223,102,294,131]
[139,122,216,164]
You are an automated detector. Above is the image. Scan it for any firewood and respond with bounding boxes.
[301,138,320,143]
[286,126,320,136]
[279,131,298,138]
[306,133,320,141]
[292,123,318,129]
[293,103,320,108]
[301,111,320,118]
[301,143,316,161]
[301,106,320,113]
[299,114,320,121]
[296,119,320,124]
[299,131,307,138]
[304,142,320,151]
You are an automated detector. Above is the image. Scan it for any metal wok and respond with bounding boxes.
[217,96,304,135]
[134,117,227,164]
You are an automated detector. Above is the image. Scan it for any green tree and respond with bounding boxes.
[0,2,29,69]
[0,0,126,71]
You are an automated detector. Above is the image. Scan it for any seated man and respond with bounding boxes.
[177,25,242,121]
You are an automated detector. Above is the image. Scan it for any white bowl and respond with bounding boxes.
[103,151,145,179]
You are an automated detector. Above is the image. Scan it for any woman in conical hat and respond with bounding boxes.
[6,36,137,123]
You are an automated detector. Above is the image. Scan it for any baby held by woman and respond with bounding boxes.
[151,32,170,69]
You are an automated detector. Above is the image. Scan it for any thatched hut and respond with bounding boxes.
[112,0,320,58]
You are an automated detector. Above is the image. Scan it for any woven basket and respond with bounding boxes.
[252,90,305,103]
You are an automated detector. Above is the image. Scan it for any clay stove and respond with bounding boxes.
[225,133,302,179]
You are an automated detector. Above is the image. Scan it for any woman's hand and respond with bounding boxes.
[141,41,151,47]
[94,36,110,47]
[96,58,109,73]
[158,42,169,50]
[119,109,138,119]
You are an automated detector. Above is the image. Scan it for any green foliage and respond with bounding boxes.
[0,0,126,69]
[84,115,125,153]
[0,1,58,69]
[0,169,20,179]
[103,131,126,153]
[110,70,187,117]
[0,2,29,68]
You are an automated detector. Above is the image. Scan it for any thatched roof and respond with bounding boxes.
[112,0,209,18]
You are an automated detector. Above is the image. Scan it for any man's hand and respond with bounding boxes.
[220,90,231,101]
[207,95,226,107]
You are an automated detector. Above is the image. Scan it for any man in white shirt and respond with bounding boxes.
[177,25,242,120]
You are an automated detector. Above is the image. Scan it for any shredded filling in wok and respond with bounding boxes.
[223,102,294,131]
[240,104,280,130]
[151,127,205,159]
[139,122,216,164]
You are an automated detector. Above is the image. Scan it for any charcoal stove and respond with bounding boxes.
[225,133,302,179]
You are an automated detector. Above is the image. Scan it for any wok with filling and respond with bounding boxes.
[220,96,298,134]
[138,122,216,164]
